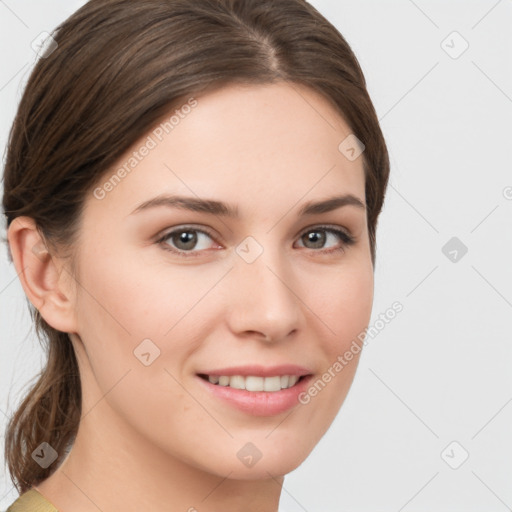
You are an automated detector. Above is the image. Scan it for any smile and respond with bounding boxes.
[196,371,313,416]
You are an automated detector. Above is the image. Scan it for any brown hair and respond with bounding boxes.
[2,0,389,494]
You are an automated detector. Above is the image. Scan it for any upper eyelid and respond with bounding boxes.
[156,224,217,241]
[298,223,352,236]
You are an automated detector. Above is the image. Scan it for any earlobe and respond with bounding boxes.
[7,216,78,334]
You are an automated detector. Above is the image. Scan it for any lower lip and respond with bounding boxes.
[196,375,313,416]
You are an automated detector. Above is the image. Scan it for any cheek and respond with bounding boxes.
[296,261,373,420]
[73,243,230,385]
[305,259,374,354]
[338,266,374,343]
[71,246,227,460]
[75,242,211,339]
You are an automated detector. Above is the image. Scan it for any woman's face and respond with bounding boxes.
[67,82,373,478]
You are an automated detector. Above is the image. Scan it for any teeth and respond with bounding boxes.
[288,375,299,387]
[205,374,302,392]
[263,376,281,392]
[218,376,230,386]
[230,375,245,390]
[246,376,264,392]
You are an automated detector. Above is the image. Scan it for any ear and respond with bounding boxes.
[7,216,78,333]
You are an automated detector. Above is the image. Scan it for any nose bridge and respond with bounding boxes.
[228,237,301,340]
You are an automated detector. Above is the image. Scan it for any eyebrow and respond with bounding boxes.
[130,193,366,217]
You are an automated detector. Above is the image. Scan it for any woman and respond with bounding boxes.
[3,0,389,510]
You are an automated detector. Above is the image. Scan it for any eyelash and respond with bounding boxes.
[155,224,356,258]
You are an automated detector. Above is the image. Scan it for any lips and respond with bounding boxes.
[195,364,314,416]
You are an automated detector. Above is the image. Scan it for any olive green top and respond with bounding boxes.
[6,489,58,512]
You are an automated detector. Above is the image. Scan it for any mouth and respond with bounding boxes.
[197,373,308,392]
[195,369,314,416]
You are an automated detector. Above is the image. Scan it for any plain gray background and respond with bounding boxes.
[1,1,511,511]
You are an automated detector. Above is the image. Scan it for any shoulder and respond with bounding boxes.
[6,489,58,512]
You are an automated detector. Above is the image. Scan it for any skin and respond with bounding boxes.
[8,82,373,512]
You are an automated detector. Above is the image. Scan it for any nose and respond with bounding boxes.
[225,245,303,343]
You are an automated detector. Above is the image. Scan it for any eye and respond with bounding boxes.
[155,224,356,258]
[295,226,355,254]
[156,226,220,257]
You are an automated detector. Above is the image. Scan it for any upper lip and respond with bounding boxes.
[197,364,312,377]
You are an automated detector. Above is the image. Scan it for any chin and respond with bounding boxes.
[227,435,316,480]
[224,455,307,481]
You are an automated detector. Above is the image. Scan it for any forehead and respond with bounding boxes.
[88,82,366,219]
